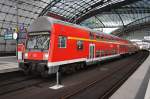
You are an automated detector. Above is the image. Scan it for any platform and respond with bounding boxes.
[110,52,150,99]
[0,56,18,73]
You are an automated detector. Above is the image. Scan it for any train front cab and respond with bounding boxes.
[18,17,54,77]
[19,31,51,77]
[18,16,139,77]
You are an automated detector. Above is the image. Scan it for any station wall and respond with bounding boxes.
[0,37,16,54]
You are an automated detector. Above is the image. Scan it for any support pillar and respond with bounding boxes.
[49,68,64,89]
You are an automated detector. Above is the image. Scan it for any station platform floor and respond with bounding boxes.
[110,51,150,99]
[0,56,18,73]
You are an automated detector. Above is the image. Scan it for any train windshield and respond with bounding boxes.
[26,32,50,50]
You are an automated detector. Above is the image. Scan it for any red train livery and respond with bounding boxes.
[18,16,139,76]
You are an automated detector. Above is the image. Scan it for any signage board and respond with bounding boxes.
[4,28,13,40]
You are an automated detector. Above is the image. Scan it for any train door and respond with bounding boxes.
[89,44,95,60]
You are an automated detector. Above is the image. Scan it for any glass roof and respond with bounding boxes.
[40,0,126,22]
[40,0,150,34]
[80,0,150,33]
[0,0,150,35]
[0,0,51,35]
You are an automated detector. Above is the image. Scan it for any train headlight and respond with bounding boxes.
[43,53,49,60]
[24,53,28,59]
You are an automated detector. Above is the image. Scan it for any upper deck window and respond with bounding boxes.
[58,36,67,48]
[89,32,94,40]
[96,35,100,41]
[77,40,83,50]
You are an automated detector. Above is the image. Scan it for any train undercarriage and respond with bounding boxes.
[19,52,138,78]
[19,61,87,78]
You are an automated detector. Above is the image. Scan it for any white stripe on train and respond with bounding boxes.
[47,54,121,67]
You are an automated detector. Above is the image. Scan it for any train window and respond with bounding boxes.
[108,50,110,55]
[101,37,104,40]
[96,50,100,57]
[107,50,110,55]
[112,49,116,54]
[106,38,109,41]
[89,32,94,39]
[96,35,100,41]
[77,40,83,50]
[101,50,105,56]
[58,36,67,48]
[27,34,50,50]
[110,50,113,55]
[105,50,109,55]
[105,50,108,55]
[103,37,105,40]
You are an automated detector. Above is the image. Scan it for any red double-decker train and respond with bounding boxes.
[18,16,139,77]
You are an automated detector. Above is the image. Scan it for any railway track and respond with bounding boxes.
[60,50,149,99]
[0,71,55,95]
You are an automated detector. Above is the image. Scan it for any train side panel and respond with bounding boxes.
[50,23,89,62]
[49,23,125,64]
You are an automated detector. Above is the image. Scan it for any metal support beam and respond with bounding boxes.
[112,16,150,36]
[113,9,125,35]
[95,16,105,28]
[39,0,61,16]
[113,10,125,27]
[70,0,111,23]
[76,0,141,24]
